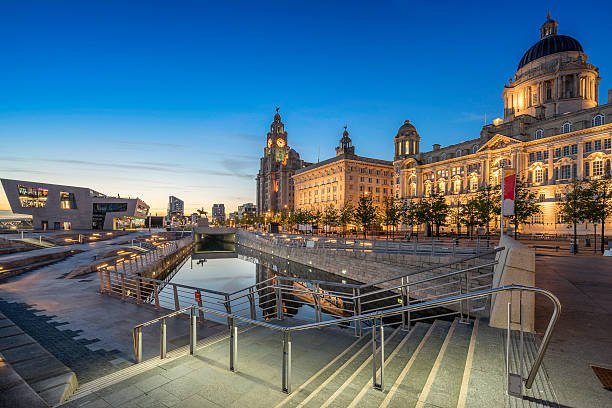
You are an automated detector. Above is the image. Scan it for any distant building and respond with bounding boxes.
[256,108,306,216]
[190,213,200,225]
[293,127,393,212]
[238,202,256,219]
[228,211,239,224]
[0,179,149,230]
[212,204,226,224]
[167,196,184,219]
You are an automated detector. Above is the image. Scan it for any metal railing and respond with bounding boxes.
[131,284,560,396]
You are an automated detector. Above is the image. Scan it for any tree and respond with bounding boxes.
[322,206,340,235]
[417,194,449,237]
[509,179,541,240]
[557,179,590,253]
[339,204,355,237]
[459,199,481,239]
[473,185,501,235]
[354,195,378,239]
[402,200,420,239]
[381,197,404,240]
[585,176,612,254]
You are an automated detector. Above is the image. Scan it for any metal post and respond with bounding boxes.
[136,276,142,304]
[248,289,256,320]
[352,288,358,337]
[401,277,409,330]
[313,283,321,323]
[275,284,284,320]
[133,327,142,363]
[190,307,197,356]
[121,274,126,300]
[282,331,292,394]
[224,294,232,327]
[229,316,237,372]
[160,318,167,359]
[356,288,363,337]
[173,285,180,311]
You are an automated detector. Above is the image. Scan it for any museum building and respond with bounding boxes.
[392,14,612,234]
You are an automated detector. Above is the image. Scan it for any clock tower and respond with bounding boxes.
[256,108,305,217]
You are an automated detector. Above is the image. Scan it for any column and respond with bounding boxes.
[577,142,584,179]
[415,168,423,197]
[481,155,489,187]
[547,145,555,185]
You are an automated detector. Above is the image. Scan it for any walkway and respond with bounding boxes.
[535,252,612,407]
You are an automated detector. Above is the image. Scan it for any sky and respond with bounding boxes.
[1,0,611,215]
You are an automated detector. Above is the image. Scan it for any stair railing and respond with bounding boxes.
[131,284,560,397]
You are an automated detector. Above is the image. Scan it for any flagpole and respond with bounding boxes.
[500,166,504,239]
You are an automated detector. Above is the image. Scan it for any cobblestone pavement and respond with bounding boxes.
[0,299,129,382]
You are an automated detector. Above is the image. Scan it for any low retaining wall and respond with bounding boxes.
[236,231,492,289]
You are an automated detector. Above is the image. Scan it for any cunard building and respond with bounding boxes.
[256,109,305,216]
[393,13,612,234]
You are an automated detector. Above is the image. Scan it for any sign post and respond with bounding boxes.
[501,167,517,238]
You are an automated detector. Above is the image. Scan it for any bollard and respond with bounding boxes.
[160,318,167,359]
[282,331,292,394]
[189,307,197,356]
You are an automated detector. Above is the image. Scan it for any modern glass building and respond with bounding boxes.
[1,179,150,230]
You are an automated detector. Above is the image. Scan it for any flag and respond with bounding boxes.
[502,168,516,216]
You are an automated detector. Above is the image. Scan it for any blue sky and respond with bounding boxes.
[1,0,611,215]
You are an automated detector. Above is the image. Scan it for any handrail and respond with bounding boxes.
[132,283,560,393]
[134,306,193,329]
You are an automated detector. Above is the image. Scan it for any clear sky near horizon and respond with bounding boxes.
[1,0,611,215]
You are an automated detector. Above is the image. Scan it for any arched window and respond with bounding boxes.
[561,122,572,134]
[534,129,544,139]
[440,153,447,161]
[455,149,462,157]
[592,114,605,127]
[472,145,479,154]
[426,157,432,164]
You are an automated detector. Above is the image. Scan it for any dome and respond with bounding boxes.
[396,120,419,139]
[517,34,583,70]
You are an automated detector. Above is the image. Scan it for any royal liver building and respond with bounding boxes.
[393,13,611,235]
[256,109,305,216]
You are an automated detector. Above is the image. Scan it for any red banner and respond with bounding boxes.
[502,168,516,216]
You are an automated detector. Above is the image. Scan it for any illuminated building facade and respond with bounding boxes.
[1,179,150,230]
[212,203,226,224]
[393,14,612,234]
[256,108,306,216]
[293,127,393,212]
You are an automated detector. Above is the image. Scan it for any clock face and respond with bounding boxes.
[267,138,273,148]
[276,138,286,148]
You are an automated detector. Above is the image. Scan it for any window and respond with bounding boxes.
[453,179,461,193]
[456,150,462,157]
[605,139,611,149]
[554,148,561,158]
[593,160,603,177]
[17,185,48,208]
[563,146,570,156]
[539,193,546,202]
[529,153,535,163]
[93,203,128,212]
[561,122,572,134]
[571,144,578,155]
[560,165,571,180]
[60,192,77,210]
[531,213,544,224]
[471,178,479,191]
[543,150,549,159]
[595,140,602,151]
[585,141,592,153]
[584,162,590,177]
[440,153,447,161]
[534,129,544,139]
[535,169,543,184]
[472,145,479,154]
[427,157,432,164]
[536,151,543,161]
[592,114,605,127]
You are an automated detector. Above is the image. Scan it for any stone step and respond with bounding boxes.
[0,312,77,406]
[286,326,402,408]
[379,319,452,408]
[314,326,408,408]
[419,319,473,408]
[346,322,432,408]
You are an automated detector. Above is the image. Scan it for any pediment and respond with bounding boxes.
[478,134,522,152]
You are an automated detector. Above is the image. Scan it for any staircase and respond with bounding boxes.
[274,318,558,408]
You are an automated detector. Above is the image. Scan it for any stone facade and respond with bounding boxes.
[256,108,305,216]
[293,127,393,212]
[393,14,612,235]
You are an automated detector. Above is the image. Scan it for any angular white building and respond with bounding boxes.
[1,179,150,230]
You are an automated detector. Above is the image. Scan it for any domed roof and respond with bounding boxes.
[395,120,419,139]
[518,34,583,70]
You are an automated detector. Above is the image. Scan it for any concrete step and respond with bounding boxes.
[379,319,452,407]
[0,312,77,406]
[418,319,473,408]
[314,326,408,408]
[285,326,402,408]
[347,322,432,408]
[461,318,508,407]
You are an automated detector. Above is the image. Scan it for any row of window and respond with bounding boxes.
[533,114,606,139]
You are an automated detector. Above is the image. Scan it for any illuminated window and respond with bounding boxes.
[535,169,543,184]
[592,114,605,127]
[560,165,571,180]
[470,177,479,191]
[453,179,461,193]
[60,192,77,209]
[17,185,48,208]
[593,160,603,177]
